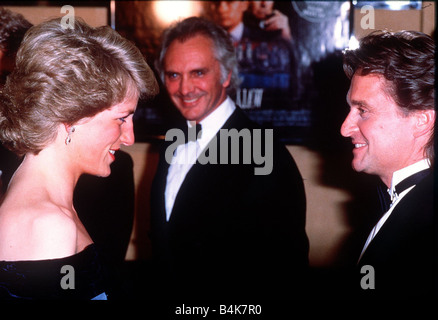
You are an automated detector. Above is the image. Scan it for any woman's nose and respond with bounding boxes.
[120,119,135,146]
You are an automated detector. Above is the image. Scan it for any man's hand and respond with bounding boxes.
[263,10,292,41]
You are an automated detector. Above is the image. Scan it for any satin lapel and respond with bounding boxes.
[168,108,246,223]
[359,173,433,264]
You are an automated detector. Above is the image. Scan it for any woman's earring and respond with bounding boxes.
[65,126,76,145]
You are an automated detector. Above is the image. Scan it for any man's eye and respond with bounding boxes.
[166,73,178,79]
[119,117,127,123]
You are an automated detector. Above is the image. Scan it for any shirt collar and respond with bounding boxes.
[187,96,235,149]
[388,159,431,200]
[229,22,244,43]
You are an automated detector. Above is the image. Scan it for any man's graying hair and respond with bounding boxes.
[155,16,240,96]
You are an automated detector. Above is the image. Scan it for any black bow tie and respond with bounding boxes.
[185,123,202,143]
[377,168,431,213]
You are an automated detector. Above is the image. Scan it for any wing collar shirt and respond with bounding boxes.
[358,158,431,262]
[164,97,236,221]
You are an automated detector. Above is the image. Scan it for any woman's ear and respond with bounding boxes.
[64,124,76,145]
[63,116,90,133]
[64,123,72,134]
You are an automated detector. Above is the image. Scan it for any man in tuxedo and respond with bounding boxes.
[208,1,249,44]
[150,17,308,299]
[341,30,435,298]
[208,1,292,44]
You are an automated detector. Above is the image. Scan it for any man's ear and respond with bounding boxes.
[413,109,435,138]
[222,71,232,88]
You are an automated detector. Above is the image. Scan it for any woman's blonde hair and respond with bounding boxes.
[0,17,158,155]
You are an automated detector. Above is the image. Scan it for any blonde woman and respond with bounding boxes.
[0,17,158,299]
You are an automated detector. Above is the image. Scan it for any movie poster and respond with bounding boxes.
[115,1,351,144]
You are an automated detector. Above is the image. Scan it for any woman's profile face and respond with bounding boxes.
[69,90,139,177]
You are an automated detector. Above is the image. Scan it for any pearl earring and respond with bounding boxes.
[65,126,76,145]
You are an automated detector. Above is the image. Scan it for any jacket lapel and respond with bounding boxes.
[359,172,433,264]
[167,108,248,223]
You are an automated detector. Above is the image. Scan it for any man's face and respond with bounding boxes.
[340,73,419,186]
[163,34,230,123]
[250,1,275,20]
[210,1,249,32]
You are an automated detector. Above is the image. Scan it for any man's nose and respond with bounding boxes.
[179,76,194,96]
[340,112,356,138]
[217,1,231,13]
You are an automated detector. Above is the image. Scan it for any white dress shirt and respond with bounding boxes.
[229,22,244,43]
[358,159,431,262]
[164,97,236,221]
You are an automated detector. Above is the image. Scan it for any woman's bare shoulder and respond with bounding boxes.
[0,202,77,261]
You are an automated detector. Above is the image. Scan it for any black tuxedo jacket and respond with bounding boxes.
[150,107,309,299]
[357,171,435,298]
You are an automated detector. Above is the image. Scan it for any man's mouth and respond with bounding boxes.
[183,97,200,104]
[354,143,367,148]
[108,149,118,160]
